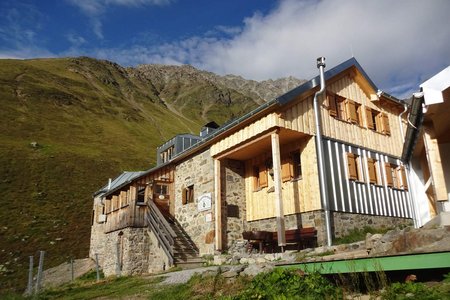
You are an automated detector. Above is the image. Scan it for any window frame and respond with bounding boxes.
[182,184,194,205]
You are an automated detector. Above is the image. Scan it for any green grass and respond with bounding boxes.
[2,269,450,300]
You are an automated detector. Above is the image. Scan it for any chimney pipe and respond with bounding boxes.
[313,57,332,247]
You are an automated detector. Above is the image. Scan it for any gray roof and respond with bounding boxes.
[94,171,145,197]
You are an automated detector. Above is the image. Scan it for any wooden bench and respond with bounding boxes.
[272,227,317,250]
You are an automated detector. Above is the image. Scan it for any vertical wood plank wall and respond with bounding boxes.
[103,166,174,233]
[210,113,279,157]
[321,75,404,157]
[245,137,321,221]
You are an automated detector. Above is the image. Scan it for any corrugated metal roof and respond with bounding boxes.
[94,171,145,197]
[277,57,378,105]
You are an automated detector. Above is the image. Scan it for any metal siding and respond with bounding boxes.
[323,138,411,218]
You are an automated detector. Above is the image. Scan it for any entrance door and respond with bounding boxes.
[153,182,171,218]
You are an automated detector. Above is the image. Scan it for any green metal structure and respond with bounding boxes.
[277,252,450,274]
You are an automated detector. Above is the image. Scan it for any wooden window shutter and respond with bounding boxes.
[327,93,337,117]
[259,164,268,188]
[365,108,374,129]
[367,158,377,184]
[281,158,292,182]
[385,163,394,187]
[357,105,364,126]
[399,166,408,189]
[347,153,358,180]
[381,113,391,135]
[345,99,358,123]
[182,188,187,205]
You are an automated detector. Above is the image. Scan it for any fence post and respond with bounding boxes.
[35,251,45,294]
[95,253,100,281]
[115,242,121,276]
[25,255,33,295]
[70,258,74,281]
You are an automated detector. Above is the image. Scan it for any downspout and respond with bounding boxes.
[399,103,408,143]
[313,57,332,247]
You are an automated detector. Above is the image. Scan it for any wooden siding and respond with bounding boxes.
[211,113,279,157]
[103,204,148,233]
[321,75,404,157]
[103,166,175,232]
[245,137,320,221]
[277,96,316,135]
[323,139,412,218]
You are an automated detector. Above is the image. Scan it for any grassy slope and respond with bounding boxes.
[0,57,258,292]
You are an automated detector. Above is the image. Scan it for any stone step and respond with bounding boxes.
[174,258,205,270]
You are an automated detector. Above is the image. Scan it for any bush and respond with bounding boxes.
[381,281,444,300]
[234,268,341,299]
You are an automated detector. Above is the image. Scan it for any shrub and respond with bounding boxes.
[235,268,341,299]
[381,281,443,300]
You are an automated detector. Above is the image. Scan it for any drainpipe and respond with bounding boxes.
[399,103,408,143]
[313,57,332,247]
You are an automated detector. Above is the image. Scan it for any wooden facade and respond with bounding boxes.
[96,166,175,233]
[210,65,408,222]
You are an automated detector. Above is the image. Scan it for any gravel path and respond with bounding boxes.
[152,266,220,285]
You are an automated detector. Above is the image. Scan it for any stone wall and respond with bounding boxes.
[90,223,169,277]
[222,159,246,249]
[246,210,413,246]
[174,149,215,255]
[332,211,413,238]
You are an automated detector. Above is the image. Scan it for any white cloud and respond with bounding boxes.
[66,33,87,47]
[67,0,172,39]
[97,0,449,98]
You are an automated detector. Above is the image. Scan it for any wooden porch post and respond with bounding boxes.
[423,123,448,201]
[214,158,222,251]
[271,130,286,246]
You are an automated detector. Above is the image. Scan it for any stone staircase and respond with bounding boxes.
[167,217,205,269]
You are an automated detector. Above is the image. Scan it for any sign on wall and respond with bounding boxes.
[197,193,212,212]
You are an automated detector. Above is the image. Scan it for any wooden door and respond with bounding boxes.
[153,182,171,217]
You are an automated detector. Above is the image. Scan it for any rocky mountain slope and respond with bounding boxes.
[0,56,303,292]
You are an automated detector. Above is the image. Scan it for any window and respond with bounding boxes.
[161,146,175,163]
[367,158,379,184]
[281,151,302,182]
[385,163,407,189]
[136,185,146,203]
[182,185,194,205]
[155,184,168,196]
[253,164,268,190]
[346,153,364,181]
[327,92,345,120]
[366,109,390,135]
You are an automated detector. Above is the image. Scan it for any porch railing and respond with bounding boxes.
[145,200,177,266]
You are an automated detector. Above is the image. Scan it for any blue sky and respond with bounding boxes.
[1,0,449,99]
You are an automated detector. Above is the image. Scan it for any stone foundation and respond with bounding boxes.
[245,210,414,246]
[89,226,169,277]
[332,211,413,238]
